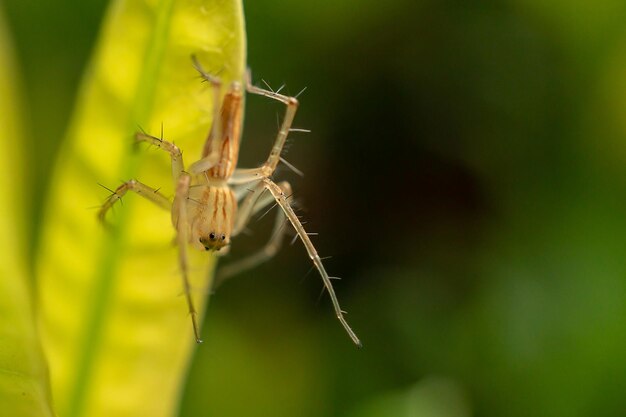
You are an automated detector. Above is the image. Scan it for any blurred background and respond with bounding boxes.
[4,0,626,416]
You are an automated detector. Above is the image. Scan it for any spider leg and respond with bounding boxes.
[98,179,171,223]
[231,180,266,236]
[261,178,362,347]
[214,181,291,288]
[223,75,361,345]
[246,71,299,174]
[227,74,299,185]
[134,132,185,183]
[173,173,202,343]
[191,56,223,145]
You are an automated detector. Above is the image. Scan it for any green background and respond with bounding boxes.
[4,0,626,416]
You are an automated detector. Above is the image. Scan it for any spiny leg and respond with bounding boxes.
[135,131,185,183]
[227,74,299,185]
[261,178,362,347]
[173,173,202,343]
[229,76,360,345]
[231,180,266,236]
[98,179,171,223]
[192,55,222,144]
[246,72,299,174]
[133,118,204,341]
[215,181,291,288]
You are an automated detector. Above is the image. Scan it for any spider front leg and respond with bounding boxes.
[172,173,203,343]
[98,179,171,223]
[262,178,362,347]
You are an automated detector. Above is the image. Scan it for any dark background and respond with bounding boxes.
[4,0,626,416]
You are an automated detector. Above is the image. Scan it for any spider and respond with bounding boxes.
[98,57,361,347]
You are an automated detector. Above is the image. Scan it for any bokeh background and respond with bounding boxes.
[4,0,626,416]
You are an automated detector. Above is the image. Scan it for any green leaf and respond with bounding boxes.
[36,1,246,417]
[346,377,471,417]
[0,6,55,417]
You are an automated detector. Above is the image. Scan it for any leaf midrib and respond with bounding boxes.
[66,1,175,416]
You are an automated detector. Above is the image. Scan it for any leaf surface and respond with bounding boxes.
[36,1,246,416]
[0,6,55,417]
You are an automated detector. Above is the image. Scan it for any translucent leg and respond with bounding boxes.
[231,180,266,236]
[172,173,202,343]
[226,72,300,186]
[98,179,171,223]
[246,71,300,174]
[135,132,185,184]
[261,178,361,347]
[191,55,222,146]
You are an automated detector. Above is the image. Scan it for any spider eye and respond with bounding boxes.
[221,234,226,241]
[209,232,216,240]
[198,237,210,251]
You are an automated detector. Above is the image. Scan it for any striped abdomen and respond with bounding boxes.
[201,83,243,180]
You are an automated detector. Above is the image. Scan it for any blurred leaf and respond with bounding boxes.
[346,377,470,417]
[35,1,245,417]
[0,6,55,417]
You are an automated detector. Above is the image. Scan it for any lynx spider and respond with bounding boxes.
[98,57,361,347]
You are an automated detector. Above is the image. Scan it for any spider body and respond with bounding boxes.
[99,58,361,347]
[180,83,243,253]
